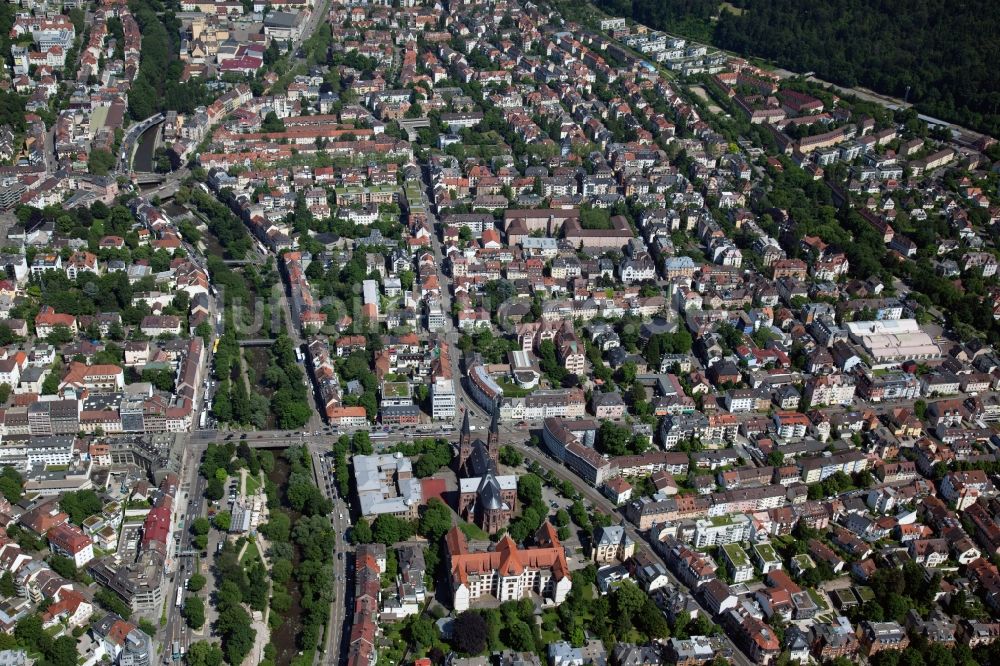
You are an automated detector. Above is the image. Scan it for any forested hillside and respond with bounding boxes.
[595,0,1000,137]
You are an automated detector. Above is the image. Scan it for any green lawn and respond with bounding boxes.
[540,610,562,643]
[241,539,260,565]
[723,543,750,568]
[460,521,489,541]
[496,378,533,398]
[808,588,830,611]
[290,650,315,666]
[793,554,815,571]
[244,472,261,496]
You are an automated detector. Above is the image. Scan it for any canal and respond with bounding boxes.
[133,122,160,172]
[266,450,307,666]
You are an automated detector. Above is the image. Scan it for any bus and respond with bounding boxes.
[175,587,184,608]
[212,338,220,354]
[172,641,181,661]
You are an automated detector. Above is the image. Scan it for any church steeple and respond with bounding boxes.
[460,408,471,448]
[458,408,472,474]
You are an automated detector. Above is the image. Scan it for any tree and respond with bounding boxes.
[262,111,285,132]
[352,518,372,544]
[517,474,543,508]
[503,620,536,652]
[48,555,79,581]
[59,489,102,525]
[42,368,62,395]
[553,509,570,527]
[205,477,224,502]
[95,588,131,619]
[191,517,210,536]
[372,513,407,545]
[87,149,115,176]
[419,498,453,543]
[499,445,523,467]
[408,616,438,649]
[0,467,23,503]
[216,604,255,665]
[185,641,224,666]
[260,511,290,542]
[14,614,44,651]
[612,579,647,627]
[0,572,15,597]
[598,421,631,456]
[537,339,566,384]
[637,596,670,638]
[453,611,488,655]
[569,500,590,529]
[47,636,78,666]
[187,573,206,592]
[183,595,205,629]
[271,558,293,583]
[213,511,232,532]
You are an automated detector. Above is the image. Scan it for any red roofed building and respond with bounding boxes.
[60,361,124,394]
[34,305,77,337]
[19,501,69,537]
[328,405,368,427]
[47,522,94,567]
[445,522,571,611]
[41,588,92,629]
[141,506,171,553]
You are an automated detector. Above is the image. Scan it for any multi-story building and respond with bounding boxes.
[858,621,910,656]
[445,523,571,612]
[354,454,423,519]
[564,442,617,487]
[27,400,79,436]
[721,544,754,583]
[23,436,75,467]
[592,525,635,564]
[797,450,868,484]
[693,514,752,548]
[431,376,456,420]
[47,523,94,568]
[804,374,856,407]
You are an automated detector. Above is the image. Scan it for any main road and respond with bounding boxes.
[310,447,351,666]
[162,438,208,658]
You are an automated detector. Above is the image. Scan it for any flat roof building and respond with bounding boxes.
[354,453,423,519]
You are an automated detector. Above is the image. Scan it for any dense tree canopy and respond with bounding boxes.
[599,0,1000,136]
[59,490,102,526]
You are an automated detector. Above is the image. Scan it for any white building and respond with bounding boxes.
[431,376,456,420]
[47,523,94,568]
[24,436,75,466]
[446,524,571,612]
[804,374,856,407]
[354,453,423,519]
[845,319,940,368]
[692,514,751,548]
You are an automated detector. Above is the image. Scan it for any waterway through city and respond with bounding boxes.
[266,450,307,666]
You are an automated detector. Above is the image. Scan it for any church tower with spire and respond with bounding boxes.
[455,406,516,535]
[458,408,473,472]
